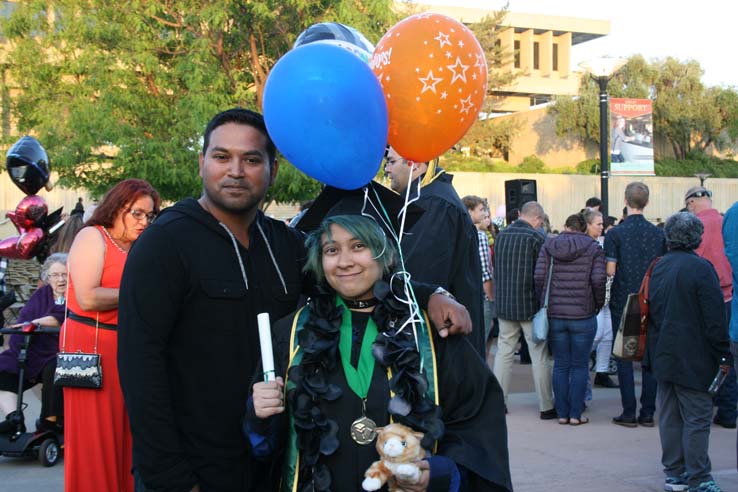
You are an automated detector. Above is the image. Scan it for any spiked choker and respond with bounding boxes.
[341,297,378,310]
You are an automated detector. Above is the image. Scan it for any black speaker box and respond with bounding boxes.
[504,179,538,215]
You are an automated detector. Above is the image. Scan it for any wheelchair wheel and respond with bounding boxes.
[38,438,60,467]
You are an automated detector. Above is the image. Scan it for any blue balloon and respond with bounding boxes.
[263,43,388,190]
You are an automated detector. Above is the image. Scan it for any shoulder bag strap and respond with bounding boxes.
[60,264,101,356]
[639,257,661,302]
[94,312,100,355]
[543,256,554,308]
[60,265,71,352]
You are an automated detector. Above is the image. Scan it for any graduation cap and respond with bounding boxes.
[294,181,424,240]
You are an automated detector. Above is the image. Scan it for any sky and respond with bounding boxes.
[414,0,735,88]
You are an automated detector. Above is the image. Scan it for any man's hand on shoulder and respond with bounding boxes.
[428,288,472,337]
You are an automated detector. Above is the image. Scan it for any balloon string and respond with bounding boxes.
[397,162,421,242]
[367,168,426,367]
[375,164,426,364]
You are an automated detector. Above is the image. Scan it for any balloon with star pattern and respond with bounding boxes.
[370,13,488,163]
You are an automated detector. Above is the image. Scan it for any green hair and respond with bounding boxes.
[304,214,398,284]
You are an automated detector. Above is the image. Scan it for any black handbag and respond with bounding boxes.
[54,297,103,389]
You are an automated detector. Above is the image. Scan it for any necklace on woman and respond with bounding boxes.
[101,226,128,254]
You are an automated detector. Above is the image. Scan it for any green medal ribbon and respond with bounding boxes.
[337,297,378,399]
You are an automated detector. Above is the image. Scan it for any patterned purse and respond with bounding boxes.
[54,290,103,389]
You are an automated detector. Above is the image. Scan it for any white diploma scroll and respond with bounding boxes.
[257,312,276,382]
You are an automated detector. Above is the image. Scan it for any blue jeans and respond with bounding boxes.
[612,309,657,419]
[549,316,597,419]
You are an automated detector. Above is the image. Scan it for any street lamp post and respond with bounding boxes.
[579,57,627,218]
[694,172,711,187]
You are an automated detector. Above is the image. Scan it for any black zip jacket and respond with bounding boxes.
[118,198,308,492]
[118,198,438,492]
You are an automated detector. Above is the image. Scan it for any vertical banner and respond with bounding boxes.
[610,98,655,176]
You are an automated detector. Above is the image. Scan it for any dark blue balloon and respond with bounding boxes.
[263,43,388,190]
[6,136,50,195]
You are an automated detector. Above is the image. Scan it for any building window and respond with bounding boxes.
[553,44,558,71]
[533,42,540,70]
[514,40,520,68]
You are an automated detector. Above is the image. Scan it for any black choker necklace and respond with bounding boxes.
[342,297,378,309]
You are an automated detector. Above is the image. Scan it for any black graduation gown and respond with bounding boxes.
[399,171,486,357]
[262,306,512,492]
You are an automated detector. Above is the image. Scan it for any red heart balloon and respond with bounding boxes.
[0,195,49,259]
[0,229,45,260]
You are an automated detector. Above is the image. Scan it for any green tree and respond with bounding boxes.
[548,55,655,145]
[1,0,397,202]
[549,55,738,161]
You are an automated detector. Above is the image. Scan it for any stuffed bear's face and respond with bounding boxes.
[374,423,424,463]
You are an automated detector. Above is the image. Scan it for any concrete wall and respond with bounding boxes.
[497,106,599,167]
[1,174,94,213]
[449,172,738,230]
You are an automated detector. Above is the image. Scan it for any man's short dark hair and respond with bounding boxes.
[202,108,277,165]
[462,195,484,211]
[585,197,602,209]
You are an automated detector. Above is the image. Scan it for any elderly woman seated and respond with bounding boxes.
[0,253,67,434]
[645,212,732,492]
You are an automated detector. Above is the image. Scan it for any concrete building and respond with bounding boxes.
[410,3,609,112]
[409,3,610,167]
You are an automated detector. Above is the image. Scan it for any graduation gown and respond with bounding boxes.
[399,171,486,356]
[253,289,512,492]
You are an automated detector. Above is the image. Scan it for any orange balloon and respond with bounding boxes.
[370,13,488,162]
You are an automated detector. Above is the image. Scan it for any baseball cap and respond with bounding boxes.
[684,186,712,203]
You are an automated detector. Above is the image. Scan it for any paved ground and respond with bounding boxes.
[2,359,737,491]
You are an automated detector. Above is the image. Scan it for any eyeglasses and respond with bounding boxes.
[383,156,407,175]
[129,209,157,224]
[48,272,68,280]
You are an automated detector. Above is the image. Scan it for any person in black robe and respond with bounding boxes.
[384,148,485,356]
[244,200,511,492]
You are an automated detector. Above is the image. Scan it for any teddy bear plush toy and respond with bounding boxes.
[362,423,425,492]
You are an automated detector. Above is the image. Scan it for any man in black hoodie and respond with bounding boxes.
[118,108,471,492]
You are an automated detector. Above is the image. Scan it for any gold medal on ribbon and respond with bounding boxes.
[350,415,377,445]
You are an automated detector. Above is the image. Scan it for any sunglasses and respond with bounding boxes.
[685,191,712,204]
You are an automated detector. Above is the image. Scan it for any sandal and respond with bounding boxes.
[569,417,589,426]
[558,418,569,425]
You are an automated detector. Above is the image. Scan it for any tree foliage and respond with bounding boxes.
[548,55,738,160]
[1,0,398,202]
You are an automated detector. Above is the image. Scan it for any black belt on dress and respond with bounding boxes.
[67,310,118,331]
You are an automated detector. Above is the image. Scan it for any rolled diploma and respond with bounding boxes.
[257,312,276,382]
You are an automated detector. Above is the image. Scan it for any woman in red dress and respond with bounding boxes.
[63,179,160,492]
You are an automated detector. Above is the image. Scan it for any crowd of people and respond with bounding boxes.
[460,182,734,492]
[0,107,735,492]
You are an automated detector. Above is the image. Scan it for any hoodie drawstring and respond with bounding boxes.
[218,223,249,290]
[217,221,288,296]
[257,221,288,295]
